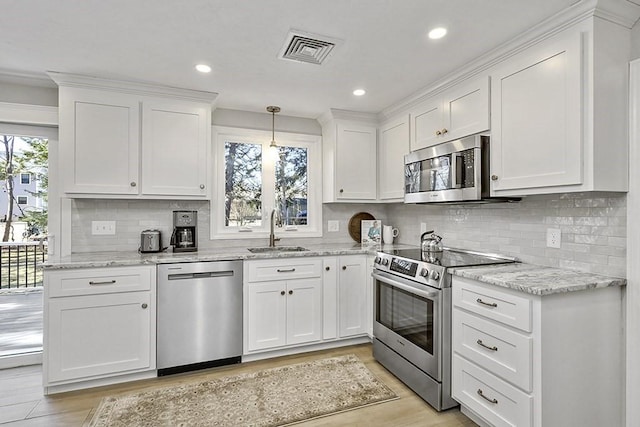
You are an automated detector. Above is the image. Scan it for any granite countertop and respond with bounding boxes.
[43,242,413,270]
[450,262,626,296]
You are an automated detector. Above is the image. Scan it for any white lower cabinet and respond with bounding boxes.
[44,266,156,392]
[452,276,624,427]
[244,255,370,355]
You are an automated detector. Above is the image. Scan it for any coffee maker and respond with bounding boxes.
[171,210,197,252]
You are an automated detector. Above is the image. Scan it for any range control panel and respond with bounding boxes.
[373,253,447,289]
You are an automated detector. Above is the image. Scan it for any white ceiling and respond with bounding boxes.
[0,0,579,118]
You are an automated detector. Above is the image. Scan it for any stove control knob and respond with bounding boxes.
[374,256,381,264]
[430,270,440,280]
[381,258,389,266]
[420,268,429,277]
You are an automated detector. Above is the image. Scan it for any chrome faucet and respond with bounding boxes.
[269,209,280,247]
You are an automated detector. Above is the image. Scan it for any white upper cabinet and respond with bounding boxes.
[50,73,216,199]
[320,110,378,202]
[378,115,409,201]
[489,17,630,195]
[410,76,490,151]
[141,100,208,196]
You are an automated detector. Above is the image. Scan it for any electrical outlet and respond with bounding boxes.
[92,221,116,235]
[546,228,561,248]
[328,220,339,232]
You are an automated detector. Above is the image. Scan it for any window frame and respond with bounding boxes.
[20,173,31,185]
[211,126,322,240]
[17,195,28,205]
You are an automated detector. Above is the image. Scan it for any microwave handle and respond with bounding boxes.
[451,153,462,189]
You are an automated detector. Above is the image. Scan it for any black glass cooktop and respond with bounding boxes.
[381,248,516,268]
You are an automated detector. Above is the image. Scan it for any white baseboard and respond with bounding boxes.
[0,351,42,370]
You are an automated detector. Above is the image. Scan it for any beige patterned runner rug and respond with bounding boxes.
[86,354,398,427]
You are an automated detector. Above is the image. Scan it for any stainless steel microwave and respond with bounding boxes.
[404,134,518,204]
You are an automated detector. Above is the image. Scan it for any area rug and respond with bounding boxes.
[86,354,398,427]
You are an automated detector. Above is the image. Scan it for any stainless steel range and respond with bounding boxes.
[372,247,516,411]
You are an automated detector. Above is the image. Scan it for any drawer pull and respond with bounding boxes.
[277,268,296,273]
[476,298,497,308]
[477,389,498,404]
[476,339,498,352]
[89,280,116,285]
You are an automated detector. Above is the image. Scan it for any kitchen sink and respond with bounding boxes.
[247,246,309,253]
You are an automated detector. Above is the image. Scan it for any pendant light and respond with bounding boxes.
[267,106,281,148]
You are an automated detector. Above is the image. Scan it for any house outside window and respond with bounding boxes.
[211,127,321,239]
[17,195,28,205]
[20,173,30,185]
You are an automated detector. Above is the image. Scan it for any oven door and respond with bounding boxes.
[372,270,441,381]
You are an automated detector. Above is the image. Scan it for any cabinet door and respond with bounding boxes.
[410,96,443,150]
[47,292,152,382]
[491,33,582,192]
[379,116,409,200]
[338,255,368,338]
[141,100,209,197]
[322,257,338,340]
[286,278,322,345]
[335,123,377,200]
[59,88,140,195]
[443,76,490,142]
[246,281,287,351]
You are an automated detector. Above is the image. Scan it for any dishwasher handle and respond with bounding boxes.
[167,270,234,280]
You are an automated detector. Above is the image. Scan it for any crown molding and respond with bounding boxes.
[47,72,218,104]
[379,0,640,122]
[317,108,378,127]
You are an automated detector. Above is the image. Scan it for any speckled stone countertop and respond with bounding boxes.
[43,242,410,270]
[450,263,626,296]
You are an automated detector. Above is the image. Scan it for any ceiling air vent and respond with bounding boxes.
[279,30,342,65]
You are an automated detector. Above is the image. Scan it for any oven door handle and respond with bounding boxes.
[372,272,439,300]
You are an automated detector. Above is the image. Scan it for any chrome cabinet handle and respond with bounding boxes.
[200,184,205,189]
[441,128,448,134]
[435,130,442,136]
[130,182,137,187]
[477,389,498,404]
[477,339,498,352]
[141,303,148,309]
[476,298,497,308]
[89,280,116,285]
[277,268,296,273]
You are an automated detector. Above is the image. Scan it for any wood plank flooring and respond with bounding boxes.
[0,344,477,426]
[0,290,43,357]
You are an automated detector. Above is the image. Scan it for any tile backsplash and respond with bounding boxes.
[70,192,626,277]
[387,192,626,277]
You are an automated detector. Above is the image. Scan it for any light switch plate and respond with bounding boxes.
[546,228,561,248]
[92,221,116,235]
[328,220,339,232]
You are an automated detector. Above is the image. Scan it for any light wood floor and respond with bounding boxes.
[0,344,478,426]
[0,290,43,357]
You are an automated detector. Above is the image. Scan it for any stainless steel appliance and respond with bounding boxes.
[171,210,197,252]
[404,134,519,204]
[372,247,516,410]
[140,229,162,253]
[157,260,243,376]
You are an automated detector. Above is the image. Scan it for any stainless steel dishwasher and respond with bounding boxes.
[157,260,242,376]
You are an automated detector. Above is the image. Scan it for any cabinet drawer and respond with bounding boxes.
[453,309,532,391]
[46,266,153,297]
[453,276,532,332]
[452,355,532,427]
[246,258,322,282]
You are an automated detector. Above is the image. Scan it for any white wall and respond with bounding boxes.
[0,81,57,107]
[212,108,321,135]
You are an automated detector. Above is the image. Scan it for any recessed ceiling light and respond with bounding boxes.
[353,89,366,96]
[195,64,212,73]
[428,27,447,40]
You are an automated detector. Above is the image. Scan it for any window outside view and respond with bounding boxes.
[224,141,308,229]
[0,133,49,358]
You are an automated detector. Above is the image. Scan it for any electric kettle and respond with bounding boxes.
[420,230,443,254]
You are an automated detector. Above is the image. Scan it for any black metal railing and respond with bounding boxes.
[0,242,48,289]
